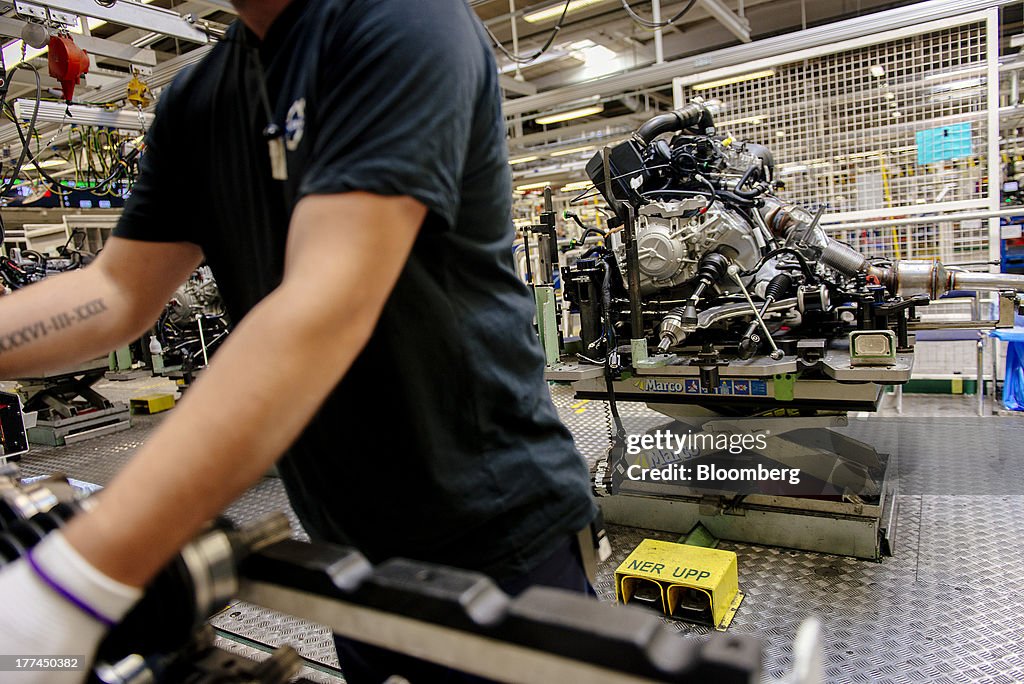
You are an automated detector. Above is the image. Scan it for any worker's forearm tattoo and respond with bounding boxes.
[0,298,108,355]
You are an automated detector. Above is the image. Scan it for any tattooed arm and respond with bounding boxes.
[0,238,203,378]
[65,193,422,587]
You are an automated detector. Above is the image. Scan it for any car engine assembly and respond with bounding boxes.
[156,266,229,372]
[562,100,1024,395]
[549,102,1024,559]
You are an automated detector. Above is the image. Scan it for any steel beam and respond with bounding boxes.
[653,0,664,63]
[13,99,155,130]
[16,0,210,43]
[503,0,1019,117]
[499,74,537,95]
[85,0,226,52]
[73,33,159,66]
[507,112,648,149]
[0,17,158,65]
[698,0,751,42]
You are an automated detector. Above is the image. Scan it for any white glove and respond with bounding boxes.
[0,531,142,684]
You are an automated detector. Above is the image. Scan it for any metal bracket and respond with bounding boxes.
[773,372,797,401]
[534,285,560,366]
[699,495,723,516]
[15,0,209,43]
[999,291,1021,326]
[0,17,158,65]
[48,9,77,26]
[499,74,537,96]
[703,415,848,435]
[14,1,79,27]
[697,0,751,43]
[12,0,45,20]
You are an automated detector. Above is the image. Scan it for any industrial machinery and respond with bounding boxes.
[0,390,30,462]
[19,358,132,446]
[0,465,302,682]
[0,240,92,292]
[0,254,221,445]
[1,239,226,378]
[47,32,90,105]
[549,101,1024,558]
[0,467,797,684]
[0,243,130,446]
[155,266,229,375]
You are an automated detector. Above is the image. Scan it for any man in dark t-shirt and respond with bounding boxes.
[0,1,597,680]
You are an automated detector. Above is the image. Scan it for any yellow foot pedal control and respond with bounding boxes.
[615,539,744,630]
[129,393,176,415]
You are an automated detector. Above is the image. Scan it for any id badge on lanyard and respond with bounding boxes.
[264,123,288,181]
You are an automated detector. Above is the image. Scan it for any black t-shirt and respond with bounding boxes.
[113,0,595,578]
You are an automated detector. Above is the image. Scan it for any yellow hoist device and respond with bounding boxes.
[127,75,152,109]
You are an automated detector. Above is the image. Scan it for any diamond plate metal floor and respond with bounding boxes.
[15,379,1024,683]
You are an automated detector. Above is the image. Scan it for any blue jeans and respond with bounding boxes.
[332,536,596,683]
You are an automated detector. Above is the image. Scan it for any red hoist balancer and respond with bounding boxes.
[47,34,89,104]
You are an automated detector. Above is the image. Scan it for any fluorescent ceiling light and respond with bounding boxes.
[560,180,593,192]
[692,70,775,92]
[509,155,539,165]
[516,182,550,191]
[36,158,68,168]
[511,159,589,180]
[535,104,604,125]
[717,116,763,127]
[499,51,573,74]
[780,164,808,175]
[550,145,596,157]
[524,0,609,24]
[571,41,617,67]
[869,65,886,78]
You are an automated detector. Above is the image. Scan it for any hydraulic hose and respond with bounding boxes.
[634,101,716,144]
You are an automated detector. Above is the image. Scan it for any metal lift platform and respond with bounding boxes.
[18,358,131,446]
[557,355,903,560]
